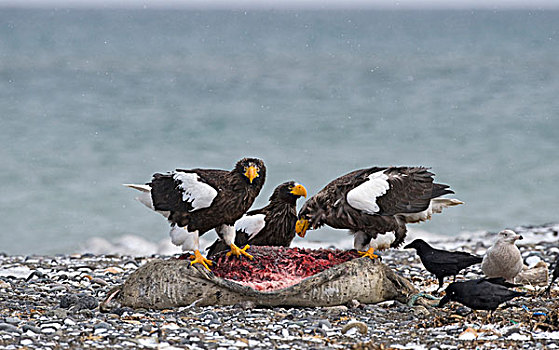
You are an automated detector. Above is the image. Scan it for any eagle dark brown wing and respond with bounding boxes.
[126,158,266,270]
[296,166,461,252]
[150,170,222,214]
[374,167,454,216]
[150,159,266,235]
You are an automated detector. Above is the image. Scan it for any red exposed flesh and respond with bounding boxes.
[212,246,361,291]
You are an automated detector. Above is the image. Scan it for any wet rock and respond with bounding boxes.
[78,309,94,318]
[0,323,21,333]
[60,294,79,308]
[94,321,111,330]
[4,317,20,325]
[341,321,368,335]
[47,308,68,319]
[107,307,133,316]
[323,305,348,314]
[75,295,99,310]
[412,305,430,316]
[20,338,34,346]
[25,270,46,281]
[317,319,332,329]
[1,223,559,349]
[455,306,473,316]
[22,324,41,334]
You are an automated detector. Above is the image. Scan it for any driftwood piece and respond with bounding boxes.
[104,257,417,310]
[514,261,549,287]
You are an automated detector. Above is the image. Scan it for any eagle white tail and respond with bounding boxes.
[123,183,151,193]
[431,198,463,213]
[402,198,463,223]
[123,183,157,212]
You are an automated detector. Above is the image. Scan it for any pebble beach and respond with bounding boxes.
[1,223,558,350]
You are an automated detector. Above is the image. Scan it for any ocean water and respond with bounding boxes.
[1,9,558,254]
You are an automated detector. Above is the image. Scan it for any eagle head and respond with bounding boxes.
[236,158,266,185]
[271,181,307,204]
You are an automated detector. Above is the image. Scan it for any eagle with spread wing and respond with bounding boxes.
[125,158,265,269]
[205,181,307,258]
[295,167,462,259]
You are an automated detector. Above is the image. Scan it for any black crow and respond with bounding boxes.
[295,167,462,259]
[439,278,526,311]
[545,255,559,296]
[405,239,483,290]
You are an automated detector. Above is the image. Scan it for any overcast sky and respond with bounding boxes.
[1,0,559,9]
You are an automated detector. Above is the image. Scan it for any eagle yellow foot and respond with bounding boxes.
[358,247,379,260]
[226,244,254,260]
[189,250,213,270]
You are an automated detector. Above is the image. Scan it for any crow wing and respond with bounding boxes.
[421,249,482,276]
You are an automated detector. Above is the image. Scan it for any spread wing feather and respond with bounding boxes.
[150,170,220,213]
[375,167,441,215]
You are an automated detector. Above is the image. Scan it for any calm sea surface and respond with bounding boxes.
[1,9,558,254]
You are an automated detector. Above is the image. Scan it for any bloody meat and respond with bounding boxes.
[210,246,361,291]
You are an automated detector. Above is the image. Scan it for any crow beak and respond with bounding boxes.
[290,184,307,198]
[244,165,259,183]
[438,294,451,308]
[295,219,309,238]
[404,243,412,249]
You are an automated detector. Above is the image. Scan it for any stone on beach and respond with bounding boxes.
[0,223,558,349]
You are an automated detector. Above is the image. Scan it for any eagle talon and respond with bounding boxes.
[358,247,379,260]
[226,244,254,260]
[189,250,213,270]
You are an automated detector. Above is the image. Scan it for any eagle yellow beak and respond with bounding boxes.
[290,184,307,198]
[295,218,309,238]
[244,166,259,184]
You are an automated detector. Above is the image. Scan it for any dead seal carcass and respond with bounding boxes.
[102,246,416,310]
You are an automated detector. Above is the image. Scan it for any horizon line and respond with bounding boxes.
[1,0,559,10]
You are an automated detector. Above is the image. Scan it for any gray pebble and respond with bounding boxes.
[60,294,79,308]
[323,305,348,314]
[201,311,219,319]
[48,308,68,319]
[22,324,41,334]
[75,295,99,310]
[0,322,21,333]
[94,321,111,329]
[79,309,94,318]
[412,305,430,316]
[312,327,327,337]
[4,317,20,325]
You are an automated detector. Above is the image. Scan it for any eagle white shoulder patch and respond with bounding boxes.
[235,214,266,240]
[346,170,390,214]
[173,172,218,211]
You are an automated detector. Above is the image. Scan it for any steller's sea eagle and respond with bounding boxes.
[125,157,265,270]
[295,166,462,259]
[206,181,307,258]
